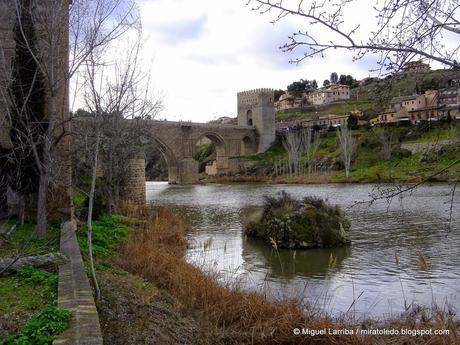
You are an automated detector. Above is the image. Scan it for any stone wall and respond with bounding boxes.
[401,140,454,154]
[53,221,103,345]
[122,157,146,204]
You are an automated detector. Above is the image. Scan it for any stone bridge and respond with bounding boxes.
[142,120,258,184]
[118,88,276,202]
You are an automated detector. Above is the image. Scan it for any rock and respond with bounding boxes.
[0,253,69,276]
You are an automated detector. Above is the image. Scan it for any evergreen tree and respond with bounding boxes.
[8,0,47,197]
[330,72,338,84]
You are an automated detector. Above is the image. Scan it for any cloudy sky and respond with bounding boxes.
[133,0,387,122]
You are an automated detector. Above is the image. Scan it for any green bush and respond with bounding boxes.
[16,267,58,290]
[78,214,128,259]
[0,306,72,345]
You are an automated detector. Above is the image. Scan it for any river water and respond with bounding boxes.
[146,182,460,320]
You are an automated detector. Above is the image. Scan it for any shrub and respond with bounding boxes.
[16,267,58,290]
[245,191,350,249]
[0,306,72,345]
[78,214,128,259]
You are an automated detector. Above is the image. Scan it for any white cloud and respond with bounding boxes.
[116,0,446,122]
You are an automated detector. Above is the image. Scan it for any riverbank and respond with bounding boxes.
[207,122,460,185]
[205,174,427,184]
[95,204,458,345]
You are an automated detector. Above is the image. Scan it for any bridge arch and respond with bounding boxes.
[193,131,228,175]
[241,135,257,156]
[149,137,181,184]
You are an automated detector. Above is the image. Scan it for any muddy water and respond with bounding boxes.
[146,182,460,319]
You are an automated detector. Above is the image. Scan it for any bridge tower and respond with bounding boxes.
[237,88,275,153]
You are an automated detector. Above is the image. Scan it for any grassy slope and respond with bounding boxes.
[352,69,459,102]
[0,275,54,339]
[0,223,70,343]
[0,222,60,258]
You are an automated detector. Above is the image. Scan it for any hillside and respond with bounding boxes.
[352,68,459,102]
[276,69,459,122]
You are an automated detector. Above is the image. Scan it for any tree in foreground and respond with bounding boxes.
[0,0,140,237]
[247,0,459,72]
[77,31,162,300]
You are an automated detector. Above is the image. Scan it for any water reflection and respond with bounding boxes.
[146,182,460,318]
[242,237,351,280]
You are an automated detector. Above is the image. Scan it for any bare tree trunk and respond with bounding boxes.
[87,131,101,301]
[336,123,356,178]
[35,92,58,238]
[302,128,312,175]
[35,165,50,238]
[282,130,302,177]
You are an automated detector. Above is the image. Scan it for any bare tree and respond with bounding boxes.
[0,0,140,238]
[301,128,312,175]
[247,0,459,72]
[311,130,321,174]
[373,127,394,160]
[76,32,162,299]
[282,129,302,176]
[301,128,321,175]
[336,123,356,178]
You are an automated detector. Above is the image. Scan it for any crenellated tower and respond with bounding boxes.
[237,88,275,152]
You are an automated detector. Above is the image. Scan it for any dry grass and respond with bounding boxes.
[116,207,459,345]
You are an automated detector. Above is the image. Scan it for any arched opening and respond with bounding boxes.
[246,109,253,126]
[241,135,256,156]
[194,137,216,174]
[193,132,227,177]
[145,138,180,184]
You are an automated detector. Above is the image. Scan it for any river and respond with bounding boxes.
[146,182,460,320]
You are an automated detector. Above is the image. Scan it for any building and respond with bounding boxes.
[376,88,460,124]
[274,84,351,111]
[301,114,349,129]
[275,92,310,111]
[307,84,350,105]
[401,61,430,73]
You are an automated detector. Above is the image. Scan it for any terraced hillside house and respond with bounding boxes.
[308,84,350,105]
[401,61,431,74]
[301,114,350,129]
[377,88,460,124]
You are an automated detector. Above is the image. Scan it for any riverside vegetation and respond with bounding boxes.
[71,198,459,345]
[244,192,350,249]
[212,120,460,184]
